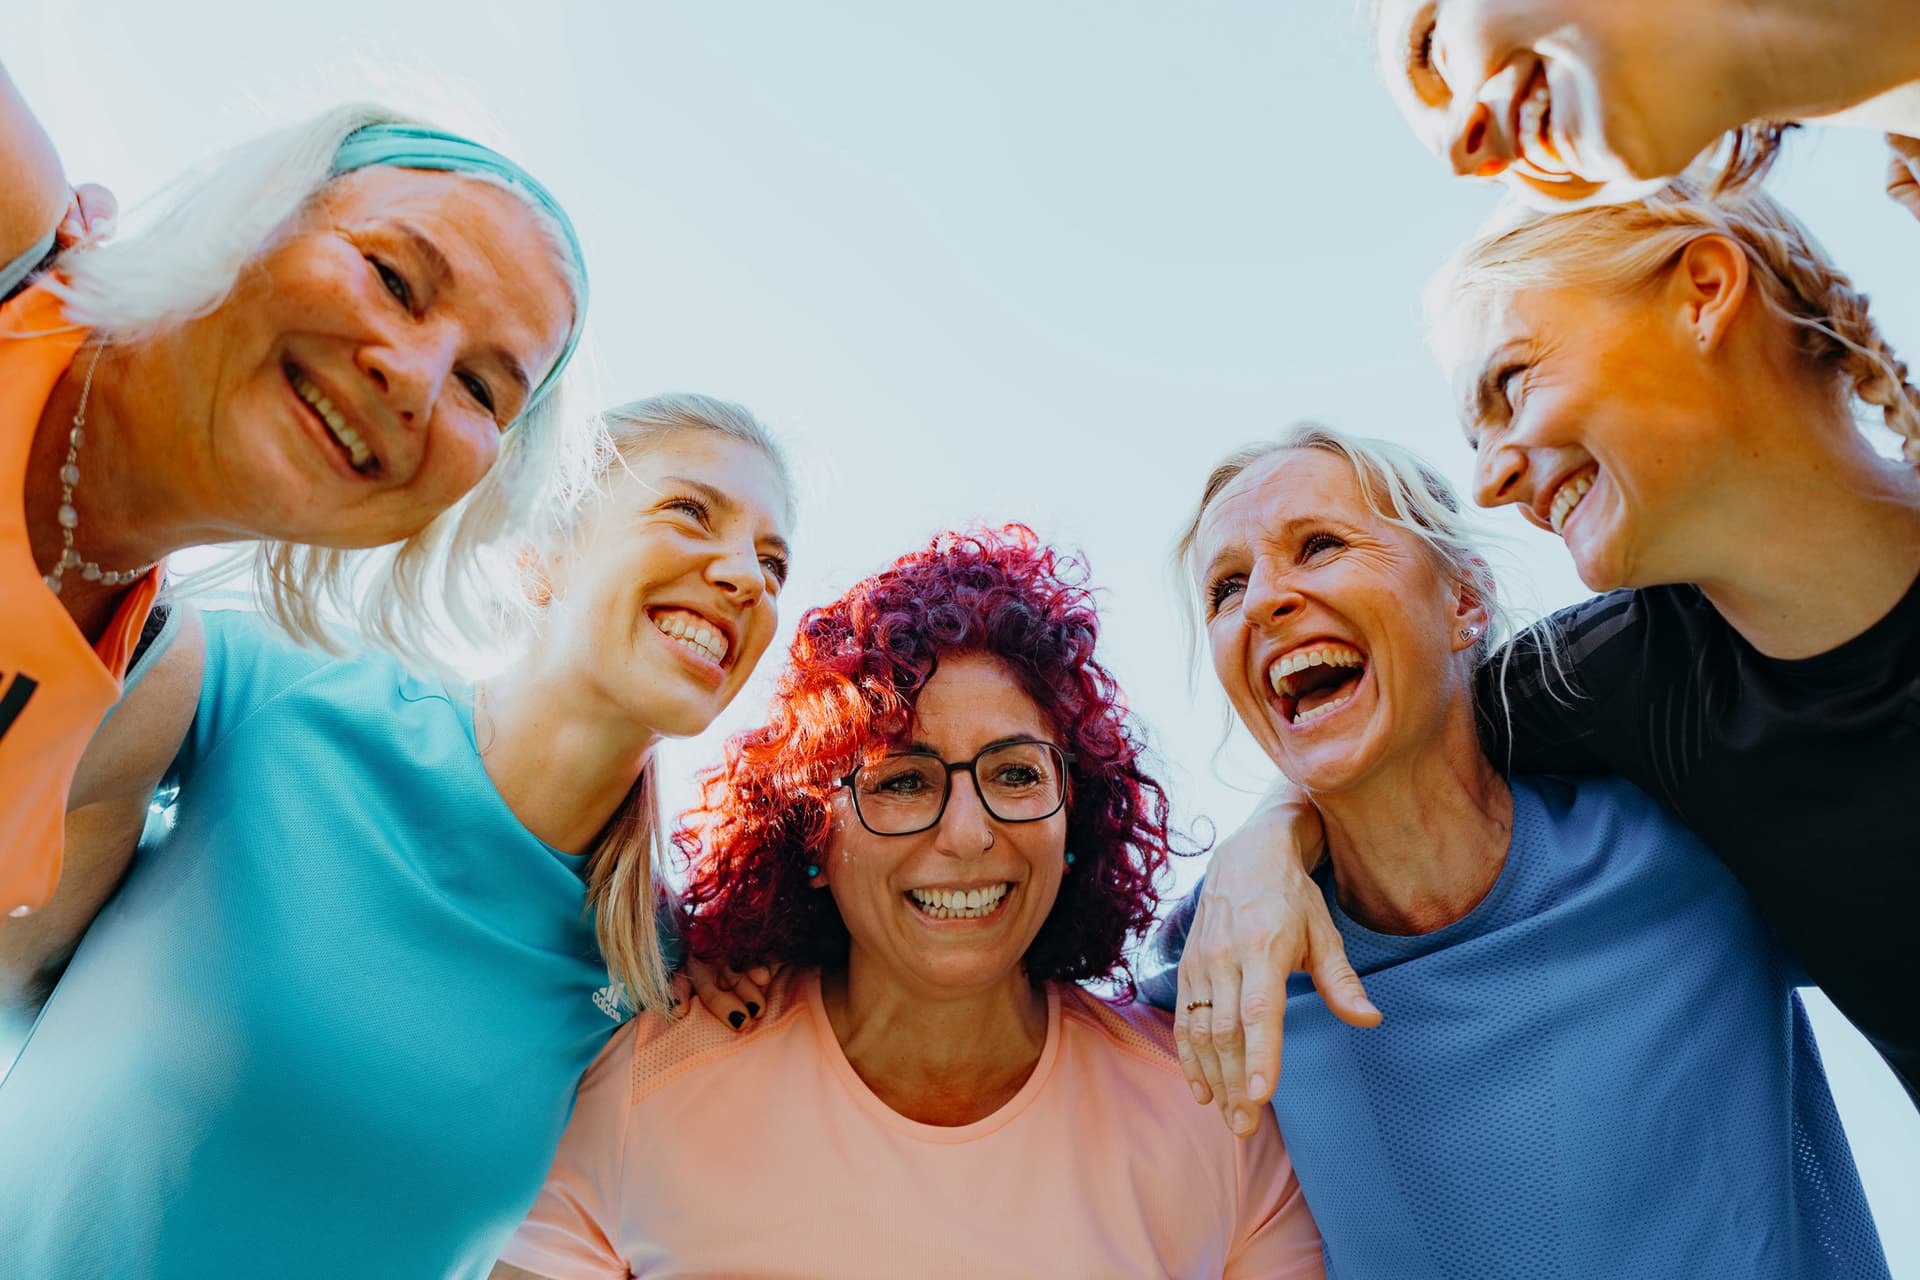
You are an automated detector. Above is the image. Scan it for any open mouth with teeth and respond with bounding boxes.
[1268,642,1367,727]
[649,607,731,667]
[286,362,379,476]
[1508,62,1579,184]
[908,882,1012,921]
[1547,465,1597,536]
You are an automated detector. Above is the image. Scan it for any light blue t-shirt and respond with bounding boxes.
[1267,775,1885,1279]
[0,609,632,1280]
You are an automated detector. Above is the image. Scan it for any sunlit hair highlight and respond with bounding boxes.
[38,102,589,673]
[676,525,1174,991]
[530,393,794,1018]
[1426,175,1920,466]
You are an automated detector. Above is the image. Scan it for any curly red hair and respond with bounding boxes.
[676,525,1175,990]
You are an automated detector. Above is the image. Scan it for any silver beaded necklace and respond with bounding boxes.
[42,344,161,596]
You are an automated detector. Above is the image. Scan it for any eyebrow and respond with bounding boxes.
[395,220,533,406]
[661,475,792,561]
[901,733,1046,757]
[1198,512,1341,583]
[394,221,454,290]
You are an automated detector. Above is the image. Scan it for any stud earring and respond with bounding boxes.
[1459,625,1481,642]
[1064,851,1076,868]
[805,864,821,879]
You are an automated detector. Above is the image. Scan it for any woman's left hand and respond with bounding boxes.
[54,182,115,250]
[684,956,779,1030]
[1887,134,1920,222]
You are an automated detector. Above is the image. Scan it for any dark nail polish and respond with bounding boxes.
[728,1010,746,1030]
[746,1001,762,1019]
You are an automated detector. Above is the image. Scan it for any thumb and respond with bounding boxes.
[1309,925,1381,1028]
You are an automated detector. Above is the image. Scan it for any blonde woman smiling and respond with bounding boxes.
[0,397,791,1279]
[1370,0,1920,205]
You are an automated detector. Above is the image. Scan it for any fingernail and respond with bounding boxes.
[728,1010,746,1030]
[1189,1080,1209,1103]
[1358,997,1380,1016]
[1234,1109,1257,1136]
[1249,1074,1267,1098]
[746,1001,762,1019]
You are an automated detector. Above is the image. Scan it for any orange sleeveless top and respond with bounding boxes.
[0,284,162,916]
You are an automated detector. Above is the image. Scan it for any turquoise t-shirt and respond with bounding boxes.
[0,609,632,1279]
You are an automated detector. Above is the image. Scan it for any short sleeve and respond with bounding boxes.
[498,1025,635,1280]
[0,228,55,303]
[1226,1109,1325,1279]
[1475,591,1646,776]
[165,609,326,789]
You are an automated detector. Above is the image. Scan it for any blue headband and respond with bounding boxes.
[330,123,587,422]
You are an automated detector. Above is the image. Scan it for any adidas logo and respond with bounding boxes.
[592,979,628,1022]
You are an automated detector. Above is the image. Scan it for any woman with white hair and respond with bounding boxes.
[1167,424,1887,1278]
[0,395,795,1279]
[1168,178,1920,1140]
[0,64,588,925]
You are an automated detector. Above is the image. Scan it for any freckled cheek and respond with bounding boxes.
[423,420,503,502]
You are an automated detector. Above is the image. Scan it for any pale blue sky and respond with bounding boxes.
[16,1,1919,1266]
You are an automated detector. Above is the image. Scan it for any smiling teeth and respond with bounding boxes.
[653,611,729,664]
[1292,692,1355,725]
[290,369,373,472]
[1515,72,1570,178]
[1267,643,1365,696]
[1549,470,1595,535]
[908,883,1010,920]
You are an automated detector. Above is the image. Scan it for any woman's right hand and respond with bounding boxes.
[1173,787,1379,1138]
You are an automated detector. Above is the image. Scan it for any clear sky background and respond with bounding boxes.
[15,1,1919,1268]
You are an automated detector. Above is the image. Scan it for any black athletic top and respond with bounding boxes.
[1477,574,1920,1106]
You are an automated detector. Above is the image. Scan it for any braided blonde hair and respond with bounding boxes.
[1427,175,1920,466]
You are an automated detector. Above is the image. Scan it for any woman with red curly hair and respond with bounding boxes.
[496,526,1324,1280]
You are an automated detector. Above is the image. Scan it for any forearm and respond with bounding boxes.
[0,61,72,259]
[1745,1,1920,123]
[0,794,147,1008]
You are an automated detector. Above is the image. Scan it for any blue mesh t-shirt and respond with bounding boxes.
[1267,774,1884,1279]
[0,609,632,1279]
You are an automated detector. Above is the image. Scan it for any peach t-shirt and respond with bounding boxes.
[502,970,1323,1279]
[0,284,162,915]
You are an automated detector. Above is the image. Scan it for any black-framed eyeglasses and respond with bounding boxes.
[838,739,1076,837]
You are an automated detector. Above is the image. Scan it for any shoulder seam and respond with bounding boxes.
[628,1001,809,1106]
[1059,994,1183,1079]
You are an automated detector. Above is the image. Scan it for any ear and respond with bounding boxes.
[1449,570,1493,655]
[1671,234,1752,356]
[515,543,556,608]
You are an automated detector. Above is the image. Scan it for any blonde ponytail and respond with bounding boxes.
[583,763,675,1016]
